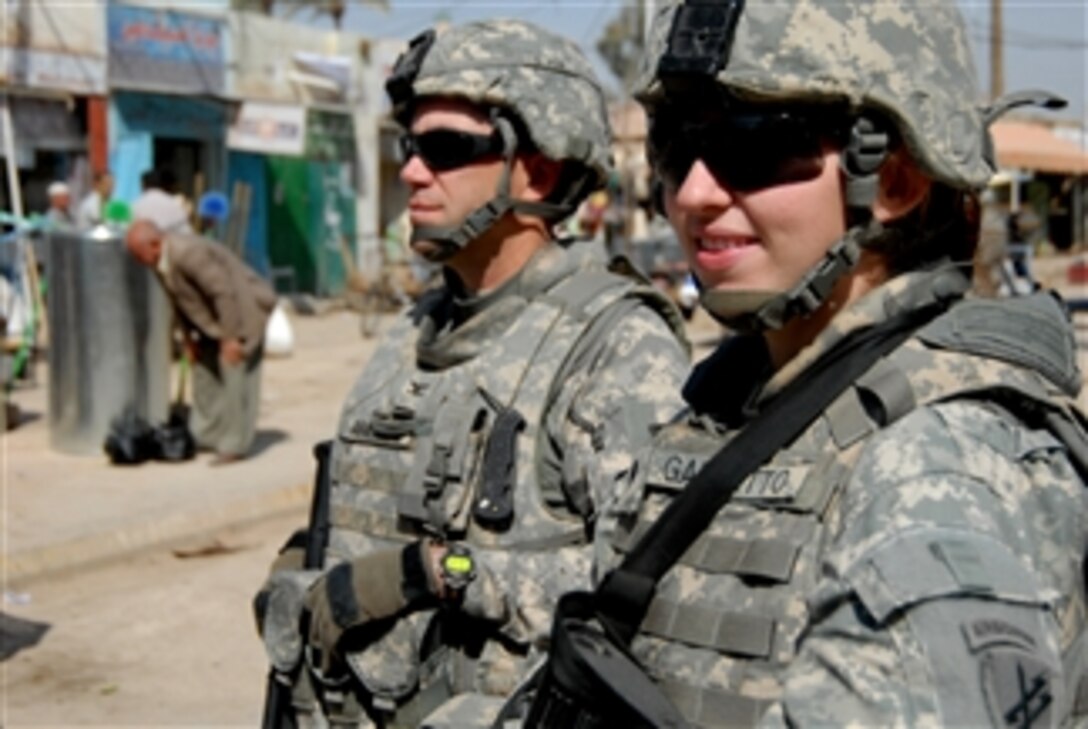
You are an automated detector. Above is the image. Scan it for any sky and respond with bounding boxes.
[316,0,1088,124]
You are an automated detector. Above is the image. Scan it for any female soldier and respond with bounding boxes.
[521,1,1088,726]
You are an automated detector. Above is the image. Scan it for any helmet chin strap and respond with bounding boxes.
[701,117,890,333]
[410,112,577,263]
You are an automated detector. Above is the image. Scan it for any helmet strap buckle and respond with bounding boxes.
[841,116,889,222]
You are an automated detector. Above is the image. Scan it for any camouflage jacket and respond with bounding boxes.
[598,265,1088,728]
[324,240,690,720]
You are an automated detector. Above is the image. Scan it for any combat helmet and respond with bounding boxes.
[635,0,1065,331]
[386,19,612,260]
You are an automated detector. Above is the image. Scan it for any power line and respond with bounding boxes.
[969,31,1088,50]
[965,17,1088,50]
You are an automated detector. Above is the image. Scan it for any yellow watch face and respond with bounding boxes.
[444,553,473,575]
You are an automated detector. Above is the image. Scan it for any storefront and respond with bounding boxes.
[226,12,365,294]
[991,119,1088,250]
[227,105,357,294]
[0,1,107,216]
[107,4,228,207]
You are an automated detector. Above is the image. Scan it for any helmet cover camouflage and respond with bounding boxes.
[636,0,993,190]
[388,19,612,192]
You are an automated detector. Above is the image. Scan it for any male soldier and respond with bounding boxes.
[125,219,275,464]
[254,19,690,729]
[518,1,1088,727]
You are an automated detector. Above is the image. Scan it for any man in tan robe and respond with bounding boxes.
[125,219,276,463]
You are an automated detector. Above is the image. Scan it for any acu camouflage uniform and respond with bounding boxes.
[283,19,691,728]
[586,1,1088,727]
[600,268,1088,727]
[326,241,688,725]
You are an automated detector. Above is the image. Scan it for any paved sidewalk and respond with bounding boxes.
[2,309,381,585]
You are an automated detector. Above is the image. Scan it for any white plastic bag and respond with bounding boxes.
[264,300,294,357]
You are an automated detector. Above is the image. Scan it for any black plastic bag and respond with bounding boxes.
[103,407,159,465]
[154,403,195,462]
[0,611,50,661]
[105,356,196,465]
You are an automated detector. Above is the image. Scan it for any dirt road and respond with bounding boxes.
[4,511,305,727]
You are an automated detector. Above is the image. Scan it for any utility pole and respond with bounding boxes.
[643,0,655,42]
[1,95,24,220]
[990,0,1004,100]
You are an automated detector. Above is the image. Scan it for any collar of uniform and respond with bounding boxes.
[444,256,526,327]
[758,263,968,404]
[682,333,771,427]
[448,242,583,322]
[417,242,584,368]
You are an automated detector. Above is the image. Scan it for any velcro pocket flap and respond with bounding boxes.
[846,528,1050,626]
[1012,425,1064,461]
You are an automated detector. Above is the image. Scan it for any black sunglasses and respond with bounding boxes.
[398,128,505,172]
[650,110,850,193]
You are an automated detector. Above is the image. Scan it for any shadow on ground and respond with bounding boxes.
[250,428,289,458]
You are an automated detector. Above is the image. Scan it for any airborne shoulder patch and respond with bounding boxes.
[979,647,1055,729]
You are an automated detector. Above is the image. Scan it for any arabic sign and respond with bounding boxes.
[108,5,225,95]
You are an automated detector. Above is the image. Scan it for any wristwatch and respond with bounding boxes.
[439,543,476,594]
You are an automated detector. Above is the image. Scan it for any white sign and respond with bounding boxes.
[227,102,307,157]
[1,2,108,94]
[4,49,108,95]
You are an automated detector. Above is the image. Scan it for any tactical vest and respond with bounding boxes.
[608,293,1088,728]
[313,265,682,723]
[326,268,675,561]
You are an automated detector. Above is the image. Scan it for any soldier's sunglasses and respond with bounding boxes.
[650,110,850,193]
[398,128,505,172]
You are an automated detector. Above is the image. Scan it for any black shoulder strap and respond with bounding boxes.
[595,298,955,642]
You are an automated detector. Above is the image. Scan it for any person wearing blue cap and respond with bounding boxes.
[197,191,230,238]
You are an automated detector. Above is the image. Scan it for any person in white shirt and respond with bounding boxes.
[76,171,114,230]
[131,169,192,234]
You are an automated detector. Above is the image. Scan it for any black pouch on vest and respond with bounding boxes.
[522,592,688,729]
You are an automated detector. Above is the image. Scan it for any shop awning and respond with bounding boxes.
[10,96,85,151]
[991,120,1088,175]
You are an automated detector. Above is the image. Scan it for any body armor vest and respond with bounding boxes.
[608,292,1088,727]
[326,268,659,561]
[315,254,683,722]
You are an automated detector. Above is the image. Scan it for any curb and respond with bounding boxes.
[2,481,312,585]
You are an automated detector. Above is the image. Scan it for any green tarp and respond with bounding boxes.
[265,156,356,296]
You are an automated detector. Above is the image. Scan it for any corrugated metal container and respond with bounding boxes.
[47,225,170,455]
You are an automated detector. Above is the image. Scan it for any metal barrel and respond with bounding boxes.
[46,224,170,454]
